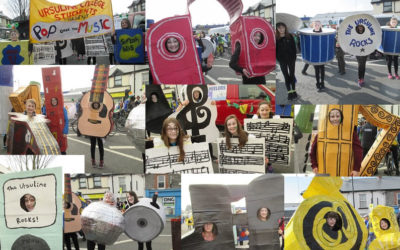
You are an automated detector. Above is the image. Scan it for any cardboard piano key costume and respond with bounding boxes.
[77,65,114,138]
[7,113,60,155]
[181,175,284,250]
[147,0,275,84]
[315,105,400,176]
[42,67,67,153]
[285,177,368,249]
[0,168,62,250]
[338,14,382,56]
[299,28,336,65]
[368,205,400,250]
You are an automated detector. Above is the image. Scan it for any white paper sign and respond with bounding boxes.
[3,174,57,228]
[217,137,265,173]
[244,118,293,165]
[145,142,213,174]
[208,85,227,101]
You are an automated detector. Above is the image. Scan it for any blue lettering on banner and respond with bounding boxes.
[349,38,373,47]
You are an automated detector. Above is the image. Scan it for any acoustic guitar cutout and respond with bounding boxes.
[78,65,114,137]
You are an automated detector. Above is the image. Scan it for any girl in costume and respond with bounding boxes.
[310,108,363,176]
[385,17,399,80]
[312,21,325,90]
[276,22,297,100]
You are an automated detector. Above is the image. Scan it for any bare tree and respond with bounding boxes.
[7,0,29,21]
[7,155,55,171]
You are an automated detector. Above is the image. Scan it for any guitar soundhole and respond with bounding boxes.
[91,102,101,110]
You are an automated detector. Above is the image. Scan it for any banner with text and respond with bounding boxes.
[30,0,114,43]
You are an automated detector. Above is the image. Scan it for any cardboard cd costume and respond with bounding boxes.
[77,65,114,138]
[42,67,67,153]
[316,105,400,176]
[285,177,368,249]
[147,0,275,84]
[338,14,382,56]
[368,205,400,250]
[124,198,166,242]
[182,175,284,250]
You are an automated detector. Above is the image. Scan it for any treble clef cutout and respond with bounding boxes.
[176,85,211,136]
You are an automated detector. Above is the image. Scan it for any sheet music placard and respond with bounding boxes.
[244,118,293,165]
[217,137,265,173]
[33,44,55,64]
[145,142,213,174]
[84,36,108,57]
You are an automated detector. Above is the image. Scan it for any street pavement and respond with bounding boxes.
[276,54,400,104]
[66,127,144,174]
[204,53,276,85]
[71,221,173,250]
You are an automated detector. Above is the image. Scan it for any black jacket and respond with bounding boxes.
[276,34,297,64]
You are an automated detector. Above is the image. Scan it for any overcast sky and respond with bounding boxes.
[277,0,373,17]
[146,0,261,26]
[12,65,95,92]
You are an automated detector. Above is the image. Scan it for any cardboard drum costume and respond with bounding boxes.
[381,26,400,55]
[299,28,336,65]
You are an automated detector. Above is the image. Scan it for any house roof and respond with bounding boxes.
[128,0,143,8]
[244,0,274,14]
[340,177,400,192]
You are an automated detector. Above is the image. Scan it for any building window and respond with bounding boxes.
[383,2,393,12]
[79,178,87,188]
[141,2,145,11]
[142,72,149,85]
[93,176,102,188]
[260,9,265,18]
[119,177,126,192]
[115,75,122,87]
[134,5,138,12]
[158,175,166,189]
[397,193,400,205]
[359,194,367,208]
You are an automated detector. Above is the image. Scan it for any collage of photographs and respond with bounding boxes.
[0,0,400,249]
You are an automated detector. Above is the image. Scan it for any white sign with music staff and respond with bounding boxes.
[145,142,213,174]
[244,118,293,165]
[217,137,265,173]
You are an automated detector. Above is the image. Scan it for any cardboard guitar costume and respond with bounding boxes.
[42,67,67,152]
[64,174,82,233]
[77,65,114,138]
[147,0,275,84]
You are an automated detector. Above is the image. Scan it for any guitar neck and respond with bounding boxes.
[64,173,72,204]
[90,65,110,103]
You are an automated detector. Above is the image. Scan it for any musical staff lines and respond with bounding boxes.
[145,142,213,174]
[244,119,293,166]
[217,138,266,173]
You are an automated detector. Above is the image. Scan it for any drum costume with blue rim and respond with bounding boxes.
[299,28,336,65]
[381,26,400,55]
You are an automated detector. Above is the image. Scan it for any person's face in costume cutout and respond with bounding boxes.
[329,109,342,126]
[259,104,271,119]
[227,117,238,136]
[166,37,180,53]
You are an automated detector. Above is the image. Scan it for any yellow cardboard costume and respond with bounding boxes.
[317,105,400,176]
[285,177,368,249]
[369,205,400,250]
